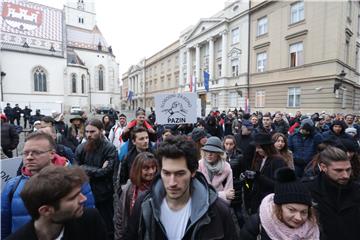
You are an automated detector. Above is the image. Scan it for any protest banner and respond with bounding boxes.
[155,93,197,124]
[1,157,22,191]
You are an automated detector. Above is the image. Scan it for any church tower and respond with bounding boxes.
[64,0,96,30]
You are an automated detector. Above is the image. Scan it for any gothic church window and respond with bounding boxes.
[81,74,85,93]
[71,74,77,93]
[33,67,47,92]
[98,66,104,90]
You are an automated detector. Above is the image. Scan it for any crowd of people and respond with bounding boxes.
[1,106,360,240]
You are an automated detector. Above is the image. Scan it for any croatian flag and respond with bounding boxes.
[203,71,210,92]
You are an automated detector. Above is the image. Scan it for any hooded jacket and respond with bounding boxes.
[322,120,352,141]
[1,155,95,239]
[288,130,323,166]
[125,172,239,240]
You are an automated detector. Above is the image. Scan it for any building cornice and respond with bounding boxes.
[253,41,270,50]
[249,1,274,14]
[1,48,65,59]
[285,30,308,40]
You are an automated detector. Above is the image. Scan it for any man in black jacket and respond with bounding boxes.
[75,119,116,240]
[4,103,14,124]
[125,135,238,240]
[12,104,22,126]
[6,165,106,240]
[22,106,32,129]
[118,126,153,185]
[303,146,360,240]
[0,114,19,158]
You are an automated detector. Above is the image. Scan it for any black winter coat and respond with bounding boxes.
[240,214,271,240]
[247,155,287,213]
[234,133,255,170]
[226,149,245,206]
[1,122,19,151]
[273,120,289,135]
[6,208,107,240]
[75,139,116,203]
[304,173,360,240]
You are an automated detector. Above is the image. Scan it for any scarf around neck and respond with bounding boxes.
[259,194,320,240]
[204,158,224,182]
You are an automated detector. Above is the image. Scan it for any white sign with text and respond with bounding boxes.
[1,157,22,191]
[155,93,197,124]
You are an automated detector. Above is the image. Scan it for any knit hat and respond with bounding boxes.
[274,168,312,206]
[300,118,314,128]
[191,128,207,142]
[202,136,224,153]
[345,127,357,135]
[242,120,253,129]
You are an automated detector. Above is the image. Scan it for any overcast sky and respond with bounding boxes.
[30,0,227,75]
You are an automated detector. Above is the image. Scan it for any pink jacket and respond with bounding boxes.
[198,159,233,204]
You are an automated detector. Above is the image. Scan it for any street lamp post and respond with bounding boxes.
[1,71,6,102]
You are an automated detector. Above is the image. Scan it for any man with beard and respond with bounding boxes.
[75,119,117,240]
[303,146,360,240]
[6,166,106,240]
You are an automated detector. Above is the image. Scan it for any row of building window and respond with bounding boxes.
[255,86,349,108]
[230,2,304,45]
[71,74,86,94]
[33,66,105,93]
[255,87,301,108]
[256,42,304,72]
[256,1,304,37]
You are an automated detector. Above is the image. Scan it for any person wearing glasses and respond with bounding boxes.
[1,132,95,239]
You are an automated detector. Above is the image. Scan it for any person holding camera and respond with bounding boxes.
[242,133,287,214]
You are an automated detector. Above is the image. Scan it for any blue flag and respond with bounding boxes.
[127,90,134,102]
[203,71,210,92]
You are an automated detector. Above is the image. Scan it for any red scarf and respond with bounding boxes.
[130,181,152,212]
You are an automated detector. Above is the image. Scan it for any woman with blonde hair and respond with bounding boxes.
[198,136,234,204]
[272,132,294,169]
[240,168,319,240]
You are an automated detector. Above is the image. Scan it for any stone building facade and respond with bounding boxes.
[249,0,360,114]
